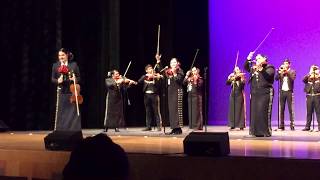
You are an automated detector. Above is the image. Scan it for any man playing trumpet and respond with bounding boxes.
[275,59,296,130]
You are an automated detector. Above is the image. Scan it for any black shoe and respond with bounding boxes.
[255,135,264,137]
[302,128,310,131]
[290,126,295,131]
[239,128,244,130]
[104,128,108,132]
[229,127,235,131]
[174,128,182,134]
[115,128,120,132]
[142,127,152,131]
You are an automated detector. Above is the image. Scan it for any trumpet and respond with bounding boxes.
[279,65,285,70]
[278,64,288,74]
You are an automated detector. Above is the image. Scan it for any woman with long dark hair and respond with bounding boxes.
[51,48,81,130]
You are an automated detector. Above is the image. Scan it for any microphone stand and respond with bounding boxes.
[54,87,61,131]
[248,60,254,135]
[277,71,281,130]
[204,67,208,132]
[233,85,236,130]
[311,68,316,132]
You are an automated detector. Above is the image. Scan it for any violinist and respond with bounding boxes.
[226,66,246,131]
[138,64,163,131]
[158,56,184,135]
[51,48,81,131]
[184,67,203,130]
[302,65,320,131]
[104,70,136,132]
[244,52,275,137]
[275,59,296,131]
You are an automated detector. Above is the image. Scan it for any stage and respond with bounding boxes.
[0,126,320,179]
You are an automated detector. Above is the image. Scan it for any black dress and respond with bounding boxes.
[104,78,126,129]
[51,61,81,131]
[167,68,184,130]
[184,77,203,129]
[226,77,246,129]
[244,61,275,136]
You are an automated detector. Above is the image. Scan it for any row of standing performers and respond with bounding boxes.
[104,54,203,135]
[228,51,320,137]
[51,49,204,135]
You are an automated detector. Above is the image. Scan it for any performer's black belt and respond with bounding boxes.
[307,93,320,96]
[145,90,155,94]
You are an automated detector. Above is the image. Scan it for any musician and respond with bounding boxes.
[104,70,136,132]
[156,55,184,135]
[184,67,203,130]
[226,66,246,130]
[302,65,320,131]
[51,48,81,130]
[275,59,296,130]
[244,52,275,137]
[138,64,163,131]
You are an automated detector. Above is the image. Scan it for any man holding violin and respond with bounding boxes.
[275,59,296,131]
[302,65,320,131]
[138,64,163,131]
[244,52,275,137]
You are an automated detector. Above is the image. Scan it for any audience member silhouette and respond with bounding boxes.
[63,133,129,180]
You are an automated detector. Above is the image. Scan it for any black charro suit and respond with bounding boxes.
[138,75,162,130]
[275,69,296,129]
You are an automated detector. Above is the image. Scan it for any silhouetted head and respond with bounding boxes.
[63,133,129,180]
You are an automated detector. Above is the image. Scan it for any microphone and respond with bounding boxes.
[160,66,168,72]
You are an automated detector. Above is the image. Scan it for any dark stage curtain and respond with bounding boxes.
[0,0,59,130]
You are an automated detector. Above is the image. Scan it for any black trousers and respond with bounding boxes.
[144,93,162,128]
[279,91,294,128]
[305,95,320,129]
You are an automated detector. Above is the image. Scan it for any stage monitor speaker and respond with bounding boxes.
[44,130,83,151]
[183,132,230,156]
[0,120,9,132]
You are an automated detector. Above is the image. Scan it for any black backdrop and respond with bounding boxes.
[0,0,208,130]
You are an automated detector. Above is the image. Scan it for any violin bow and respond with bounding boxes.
[234,50,239,69]
[189,48,200,70]
[253,27,275,53]
[123,60,132,77]
[72,72,80,116]
[154,25,161,70]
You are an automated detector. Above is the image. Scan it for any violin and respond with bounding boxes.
[252,63,265,72]
[228,72,245,81]
[145,73,162,81]
[187,75,202,84]
[165,67,179,77]
[114,75,137,85]
[70,84,83,104]
[124,77,138,85]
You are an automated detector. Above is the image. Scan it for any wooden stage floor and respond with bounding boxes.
[1,126,320,159]
[1,126,320,179]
